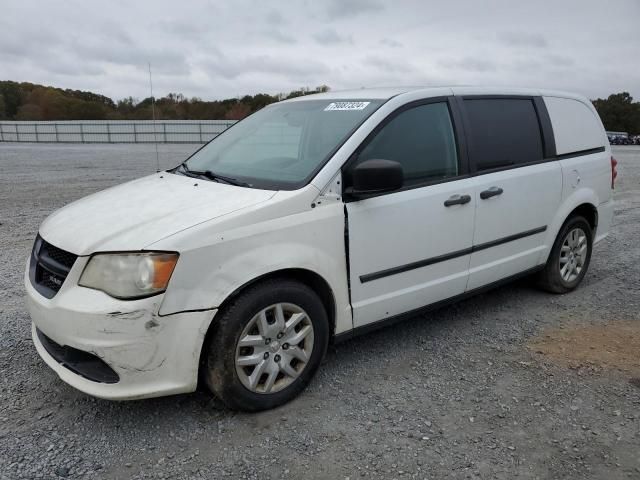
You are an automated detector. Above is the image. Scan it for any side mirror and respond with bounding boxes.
[347,159,404,198]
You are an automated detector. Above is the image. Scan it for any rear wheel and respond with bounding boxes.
[203,279,329,411]
[537,216,593,293]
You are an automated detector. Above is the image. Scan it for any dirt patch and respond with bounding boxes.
[529,320,640,376]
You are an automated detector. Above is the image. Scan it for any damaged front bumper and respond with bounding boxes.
[25,259,216,400]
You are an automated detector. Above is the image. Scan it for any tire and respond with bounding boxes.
[203,278,329,411]
[537,215,593,294]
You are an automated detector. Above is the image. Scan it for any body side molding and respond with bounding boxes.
[359,226,547,283]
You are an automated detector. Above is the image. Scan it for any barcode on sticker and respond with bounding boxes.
[324,101,370,111]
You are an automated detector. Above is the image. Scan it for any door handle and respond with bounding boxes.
[480,186,503,200]
[444,194,471,207]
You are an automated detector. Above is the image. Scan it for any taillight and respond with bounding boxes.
[611,156,618,189]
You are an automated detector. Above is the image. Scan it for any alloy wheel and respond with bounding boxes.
[559,227,588,283]
[235,303,315,394]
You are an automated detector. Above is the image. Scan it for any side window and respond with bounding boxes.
[463,98,544,171]
[355,102,459,186]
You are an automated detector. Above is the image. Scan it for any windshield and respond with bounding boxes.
[182,99,384,190]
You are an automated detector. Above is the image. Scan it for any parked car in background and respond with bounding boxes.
[26,87,616,411]
[607,131,633,145]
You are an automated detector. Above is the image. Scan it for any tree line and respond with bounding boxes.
[591,92,640,135]
[1,80,639,134]
[0,81,329,121]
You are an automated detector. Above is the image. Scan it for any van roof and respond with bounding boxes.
[284,86,589,103]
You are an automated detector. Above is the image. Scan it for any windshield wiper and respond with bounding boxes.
[177,163,251,187]
[201,170,251,187]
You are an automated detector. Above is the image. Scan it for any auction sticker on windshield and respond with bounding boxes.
[324,101,370,111]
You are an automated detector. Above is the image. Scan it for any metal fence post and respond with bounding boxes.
[80,123,84,143]
[54,123,59,142]
[133,123,137,143]
[107,123,111,143]
[0,123,3,142]
[35,123,39,142]
[16,123,20,142]
[163,122,167,143]
[199,123,203,143]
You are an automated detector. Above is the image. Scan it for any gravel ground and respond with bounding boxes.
[0,143,639,480]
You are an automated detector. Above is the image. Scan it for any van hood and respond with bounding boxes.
[39,172,276,255]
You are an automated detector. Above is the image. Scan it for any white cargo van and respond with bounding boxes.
[25,87,616,410]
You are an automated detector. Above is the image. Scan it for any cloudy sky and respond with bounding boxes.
[2,0,639,102]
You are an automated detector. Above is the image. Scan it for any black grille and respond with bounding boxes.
[29,235,78,299]
[41,242,77,269]
[36,328,119,384]
[37,269,65,291]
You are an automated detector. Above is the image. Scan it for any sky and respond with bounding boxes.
[2,0,639,102]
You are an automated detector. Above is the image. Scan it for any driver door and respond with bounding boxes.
[344,98,476,328]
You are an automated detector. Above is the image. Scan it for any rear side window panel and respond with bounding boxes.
[543,96,605,155]
[462,97,545,172]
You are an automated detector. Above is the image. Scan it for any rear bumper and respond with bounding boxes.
[25,260,216,400]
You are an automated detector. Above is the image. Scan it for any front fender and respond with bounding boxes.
[156,203,353,335]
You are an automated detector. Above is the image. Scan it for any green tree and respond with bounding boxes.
[0,81,23,118]
[592,92,640,134]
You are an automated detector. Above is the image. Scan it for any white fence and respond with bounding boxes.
[0,120,236,144]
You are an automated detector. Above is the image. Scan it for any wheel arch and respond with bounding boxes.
[197,268,338,383]
[218,268,337,336]
[568,203,598,231]
[542,190,599,265]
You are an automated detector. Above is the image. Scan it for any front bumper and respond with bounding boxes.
[25,258,216,400]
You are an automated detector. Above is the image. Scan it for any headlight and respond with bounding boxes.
[78,252,179,299]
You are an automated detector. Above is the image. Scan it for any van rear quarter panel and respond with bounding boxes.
[541,95,612,257]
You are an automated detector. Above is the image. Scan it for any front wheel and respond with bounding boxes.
[203,279,329,411]
[537,215,593,294]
